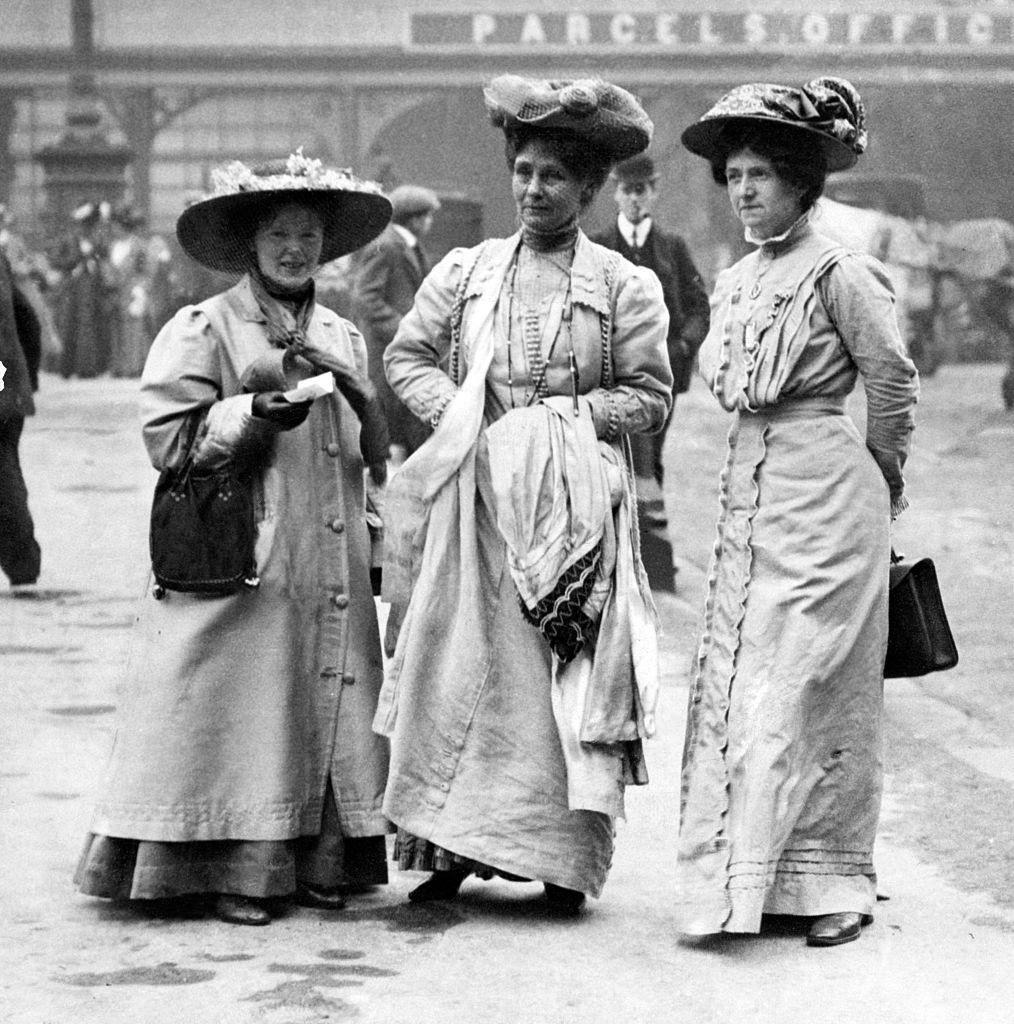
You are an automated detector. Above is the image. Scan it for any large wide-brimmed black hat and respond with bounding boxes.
[484,75,653,163]
[681,77,867,173]
[177,150,392,274]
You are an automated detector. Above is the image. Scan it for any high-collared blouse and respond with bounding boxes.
[383,231,673,439]
[699,218,919,508]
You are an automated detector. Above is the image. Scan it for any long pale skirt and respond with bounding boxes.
[676,400,889,933]
[381,454,614,897]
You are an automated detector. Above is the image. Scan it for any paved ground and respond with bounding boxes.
[1,363,1012,1024]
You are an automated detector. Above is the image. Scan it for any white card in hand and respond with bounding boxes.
[283,372,334,403]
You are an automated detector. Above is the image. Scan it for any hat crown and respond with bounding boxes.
[484,75,653,162]
[208,148,386,201]
[612,153,657,183]
[702,78,866,156]
[389,184,441,220]
[682,77,866,173]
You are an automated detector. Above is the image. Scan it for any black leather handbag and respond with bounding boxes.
[884,551,958,678]
[149,458,259,598]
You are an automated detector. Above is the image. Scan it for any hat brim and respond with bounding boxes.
[177,188,393,273]
[681,115,858,173]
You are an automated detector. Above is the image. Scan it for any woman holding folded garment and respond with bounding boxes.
[75,152,394,926]
[675,79,919,947]
[376,76,672,913]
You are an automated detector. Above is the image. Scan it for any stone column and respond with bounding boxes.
[34,0,133,235]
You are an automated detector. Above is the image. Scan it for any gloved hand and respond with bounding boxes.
[288,341,390,478]
[328,366,390,483]
[251,391,313,430]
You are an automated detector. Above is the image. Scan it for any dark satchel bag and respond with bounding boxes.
[149,457,259,598]
[884,550,958,678]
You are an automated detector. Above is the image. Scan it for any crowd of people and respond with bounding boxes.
[1,72,922,949]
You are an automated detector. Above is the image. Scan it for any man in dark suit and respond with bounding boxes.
[0,250,42,591]
[592,153,709,592]
[354,185,441,460]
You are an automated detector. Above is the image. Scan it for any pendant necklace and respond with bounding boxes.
[505,247,575,410]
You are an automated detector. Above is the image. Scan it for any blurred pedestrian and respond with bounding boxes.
[676,78,919,947]
[378,76,671,913]
[592,153,709,592]
[74,151,394,926]
[160,191,237,317]
[354,184,441,460]
[108,202,168,378]
[0,251,42,591]
[0,205,63,370]
[314,254,357,321]
[50,201,119,378]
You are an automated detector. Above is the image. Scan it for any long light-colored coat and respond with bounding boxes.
[89,276,389,843]
[376,233,672,896]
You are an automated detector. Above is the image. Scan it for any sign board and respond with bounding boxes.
[410,10,1014,50]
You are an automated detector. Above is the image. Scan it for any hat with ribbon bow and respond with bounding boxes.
[681,77,867,172]
[484,75,653,163]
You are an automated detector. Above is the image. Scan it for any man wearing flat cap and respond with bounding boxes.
[592,153,709,592]
[354,184,441,460]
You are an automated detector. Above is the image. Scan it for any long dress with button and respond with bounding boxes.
[74,276,390,900]
[378,233,672,898]
[675,218,919,933]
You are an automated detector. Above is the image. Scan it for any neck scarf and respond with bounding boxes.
[248,266,316,349]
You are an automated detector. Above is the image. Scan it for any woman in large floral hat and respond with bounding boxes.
[676,79,919,946]
[376,76,672,913]
[75,152,394,925]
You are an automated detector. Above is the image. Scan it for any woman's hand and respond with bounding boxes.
[251,392,313,430]
[289,341,390,474]
[323,364,391,482]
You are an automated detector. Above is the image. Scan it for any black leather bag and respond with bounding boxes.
[149,458,259,598]
[884,552,958,678]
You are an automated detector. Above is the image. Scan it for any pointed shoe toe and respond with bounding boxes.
[214,895,272,926]
[806,912,869,947]
[294,885,348,910]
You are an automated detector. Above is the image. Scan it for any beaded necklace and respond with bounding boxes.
[504,244,579,412]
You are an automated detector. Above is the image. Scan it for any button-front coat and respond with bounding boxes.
[88,276,389,843]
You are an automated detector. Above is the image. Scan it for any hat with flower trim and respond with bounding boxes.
[681,78,867,172]
[177,149,392,273]
[484,75,653,163]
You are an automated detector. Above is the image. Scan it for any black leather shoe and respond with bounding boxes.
[408,870,469,903]
[294,884,348,910]
[214,895,271,926]
[806,912,872,947]
[544,883,586,914]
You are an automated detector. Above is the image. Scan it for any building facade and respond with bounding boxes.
[3,1,1012,269]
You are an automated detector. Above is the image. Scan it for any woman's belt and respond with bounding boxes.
[740,394,847,421]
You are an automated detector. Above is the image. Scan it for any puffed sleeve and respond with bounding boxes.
[818,253,920,514]
[140,305,280,472]
[383,247,467,424]
[584,263,673,439]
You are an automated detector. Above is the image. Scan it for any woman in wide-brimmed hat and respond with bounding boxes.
[676,79,919,946]
[75,151,394,925]
[376,76,672,912]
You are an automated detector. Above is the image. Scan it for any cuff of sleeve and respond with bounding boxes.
[584,390,616,440]
[867,443,907,516]
[192,393,278,468]
[241,349,314,393]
